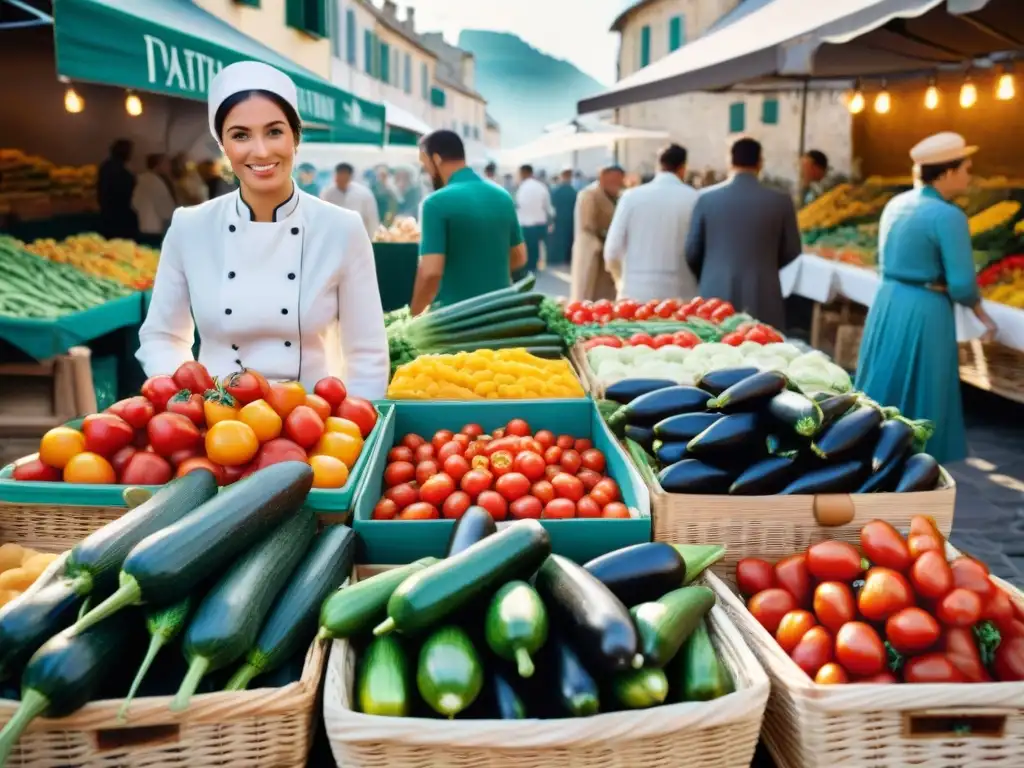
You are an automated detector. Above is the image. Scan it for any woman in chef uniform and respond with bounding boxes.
[137,62,389,400]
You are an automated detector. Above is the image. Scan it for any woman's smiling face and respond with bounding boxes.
[221,94,297,195]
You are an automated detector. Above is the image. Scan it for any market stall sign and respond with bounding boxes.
[51,0,384,145]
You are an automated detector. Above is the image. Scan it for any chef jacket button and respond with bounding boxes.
[288,272,296,280]
[291,227,299,235]
[284,341,292,347]
[225,308,232,315]
[235,358,242,365]
[228,271,236,279]
[281,308,289,315]
[229,224,236,232]
[231,344,239,351]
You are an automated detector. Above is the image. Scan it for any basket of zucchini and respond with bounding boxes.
[320,510,769,768]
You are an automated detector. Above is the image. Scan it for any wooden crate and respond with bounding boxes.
[958,340,1024,404]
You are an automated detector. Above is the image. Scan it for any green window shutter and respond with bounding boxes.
[421,62,429,99]
[669,16,684,52]
[234,0,260,7]
[729,102,746,133]
[380,42,390,83]
[286,0,325,37]
[640,25,651,67]
[761,98,779,125]
[404,53,412,94]
[345,9,357,65]
[285,0,304,29]
[430,86,446,108]
[363,30,373,73]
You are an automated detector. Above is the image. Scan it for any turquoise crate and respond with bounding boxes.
[0,403,392,515]
[351,399,651,563]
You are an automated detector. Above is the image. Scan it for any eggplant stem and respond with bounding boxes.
[0,688,49,765]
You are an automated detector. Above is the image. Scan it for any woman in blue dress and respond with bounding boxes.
[856,133,998,464]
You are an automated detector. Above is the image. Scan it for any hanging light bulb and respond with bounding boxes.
[997,71,1015,101]
[847,88,865,115]
[960,77,978,108]
[924,79,940,109]
[125,92,143,117]
[874,83,891,114]
[64,86,84,114]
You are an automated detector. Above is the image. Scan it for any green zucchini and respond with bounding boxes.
[318,558,439,641]
[817,392,858,425]
[519,345,565,359]
[707,371,788,412]
[610,667,669,709]
[658,459,734,494]
[895,453,941,492]
[431,305,540,335]
[375,520,551,636]
[673,544,727,584]
[604,378,677,405]
[64,469,218,595]
[417,626,483,718]
[118,596,193,720]
[779,460,869,495]
[357,635,410,717]
[631,586,716,667]
[607,386,710,433]
[445,507,497,557]
[425,277,538,323]
[653,412,724,442]
[226,525,356,691]
[729,455,801,495]
[550,633,599,716]
[653,440,689,466]
[695,367,760,396]
[583,542,686,607]
[674,619,733,702]
[686,413,762,459]
[768,390,823,437]
[811,406,883,460]
[73,462,314,634]
[484,581,548,678]
[535,554,641,672]
[439,334,564,353]
[435,317,548,345]
[871,418,914,472]
[624,425,655,451]
[171,508,316,711]
[0,579,87,682]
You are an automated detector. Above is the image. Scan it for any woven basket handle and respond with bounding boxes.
[813,494,855,526]
[93,724,182,752]
[901,708,1012,739]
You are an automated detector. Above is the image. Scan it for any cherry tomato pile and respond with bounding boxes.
[581,330,702,350]
[13,362,379,491]
[718,322,784,346]
[737,517,1024,685]
[564,297,737,325]
[373,419,631,522]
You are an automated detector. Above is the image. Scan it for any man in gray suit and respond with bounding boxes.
[685,138,802,331]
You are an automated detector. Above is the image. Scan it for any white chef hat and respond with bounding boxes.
[208,61,300,144]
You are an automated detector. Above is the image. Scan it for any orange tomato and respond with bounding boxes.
[304,394,333,421]
[39,427,86,469]
[267,381,307,418]
[205,420,260,467]
[324,417,362,441]
[63,452,116,484]
[238,399,283,442]
[309,454,350,489]
[203,394,239,427]
[313,431,363,468]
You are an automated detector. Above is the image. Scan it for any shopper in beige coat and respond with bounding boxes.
[570,166,624,302]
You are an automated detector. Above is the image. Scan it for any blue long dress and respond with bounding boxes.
[855,185,979,464]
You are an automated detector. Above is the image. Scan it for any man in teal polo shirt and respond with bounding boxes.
[411,130,527,314]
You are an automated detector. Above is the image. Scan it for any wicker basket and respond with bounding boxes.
[706,555,1024,768]
[958,339,1024,404]
[322,570,770,768]
[568,342,600,396]
[0,501,125,555]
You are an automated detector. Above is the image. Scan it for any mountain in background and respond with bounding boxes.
[457,30,607,149]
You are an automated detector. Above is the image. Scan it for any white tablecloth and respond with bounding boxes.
[782,254,1024,352]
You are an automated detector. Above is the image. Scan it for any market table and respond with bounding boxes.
[373,242,418,312]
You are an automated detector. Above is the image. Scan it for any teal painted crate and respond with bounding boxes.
[0,403,392,515]
[351,399,651,563]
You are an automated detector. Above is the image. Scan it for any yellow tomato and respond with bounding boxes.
[39,426,86,469]
[313,431,363,468]
[324,417,362,441]
[309,454,349,489]
[203,394,239,426]
[205,420,260,467]
[63,452,116,484]
[238,399,283,442]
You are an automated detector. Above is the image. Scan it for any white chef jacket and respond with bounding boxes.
[133,171,177,235]
[320,180,380,237]
[137,187,389,399]
[516,177,552,227]
[604,172,700,302]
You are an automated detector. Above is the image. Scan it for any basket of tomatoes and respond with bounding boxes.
[352,399,651,564]
[705,516,1024,768]
[0,362,387,531]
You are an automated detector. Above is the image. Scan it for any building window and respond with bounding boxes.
[380,42,390,83]
[729,102,746,133]
[430,86,446,108]
[462,123,470,138]
[761,97,779,125]
[345,8,356,65]
[639,25,651,68]
[285,0,327,38]
[473,126,480,140]
[363,30,373,74]
[327,0,339,57]
[669,16,685,52]
[421,62,429,99]
[392,49,399,86]
[234,0,260,7]
[404,53,412,94]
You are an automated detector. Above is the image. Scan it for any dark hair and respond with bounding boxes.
[919,157,966,185]
[659,144,688,172]
[335,162,354,174]
[519,164,534,176]
[110,139,133,162]
[420,130,465,162]
[731,137,762,168]
[214,89,302,143]
[805,150,828,170]
[484,162,497,174]
[601,165,625,175]
[145,153,165,171]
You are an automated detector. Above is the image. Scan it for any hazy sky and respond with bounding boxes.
[403,0,627,85]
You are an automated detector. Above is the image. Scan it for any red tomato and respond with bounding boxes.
[11,457,60,482]
[471,455,491,471]
[615,300,638,319]
[486,437,520,456]
[576,468,602,491]
[489,450,515,477]
[384,461,415,487]
[313,377,348,409]
[555,434,574,450]
[835,622,886,677]
[431,430,455,453]
[858,567,914,622]
[442,455,470,483]
[461,423,484,438]
[815,663,849,685]
[510,495,543,520]
[579,448,606,473]
[460,469,492,499]
[629,333,655,348]
[252,438,307,470]
[720,331,745,346]
[495,472,530,502]
[388,445,414,463]
[176,457,225,484]
[551,472,584,502]
[442,491,472,519]
[903,653,966,684]
[531,480,555,504]
[775,610,817,653]
[542,498,576,519]
[602,502,630,518]
[519,437,544,455]
[910,550,954,600]
[401,433,426,449]
[748,588,799,634]
[223,369,270,405]
[399,502,439,520]
[634,306,653,320]
[373,497,399,520]
[141,375,180,411]
[413,444,436,464]
[745,327,771,344]
[857,671,898,684]
[673,330,700,348]
[543,446,563,465]
[941,626,993,682]
[82,413,135,457]
[736,558,777,598]
[564,300,584,314]
[710,303,735,323]
[775,554,812,607]
[437,441,464,463]
[165,390,205,427]
[791,626,833,678]
[504,419,531,437]
[590,477,620,507]
[109,446,138,478]
[886,607,941,654]
[513,451,546,482]
[806,541,864,582]
[167,447,202,468]
[419,473,456,507]
[544,464,562,481]
[336,397,377,438]
[534,430,555,448]
[172,361,215,396]
[981,588,1015,626]
[559,449,582,475]
[993,636,1024,682]
[492,427,506,439]
[908,533,943,559]
[651,333,676,348]
[860,520,912,572]
[120,452,173,485]
[146,412,201,458]
[415,460,440,486]
[107,396,156,429]
[304,394,333,421]
[950,557,995,600]
[653,300,677,318]
[814,582,856,633]
[283,405,325,449]
[452,433,471,448]
[221,462,253,485]
[575,495,602,518]
[937,588,983,627]
[384,482,418,510]
[476,490,508,521]
[570,310,591,324]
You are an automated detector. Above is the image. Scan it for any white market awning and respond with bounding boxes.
[384,101,433,136]
[495,122,669,166]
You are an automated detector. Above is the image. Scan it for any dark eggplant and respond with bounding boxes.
[653,440,690,466]
[816,392,859,425]
[895,453,941,492]
[606,386,711,432]
[695,367,760,396]
[0,580,87,681]
[686,412,762,459]
[871,419,914,472]
[779,460,869,495]
[729,455,801,495]
[549,632,600,716]
[811,406,883,460]
[858,449,910,493]
[768,391,823,437]
[766,432,803,457]
[534,554,640,672]
[624,425,655,451]
[583,543,686,607]
[445,507,498,557]
[652,412,724,442]
[658,460,734,494]
[489,668,527,719]
[604,378,677,404]
[707,371,788,413]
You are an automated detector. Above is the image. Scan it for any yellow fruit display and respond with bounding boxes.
[0,543,57,607]
[23,233,159,289]
[388,349,586,400]
[968,201,1021,237]
[798,184,897,232]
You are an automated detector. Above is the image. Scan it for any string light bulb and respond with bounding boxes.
[125,92,143,117]
[847,88,865,114]
[997,71,1015,101]
[64,87,84,114]
[960,77,978,108]
[924,81,940,109]
[874,83,891,114]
